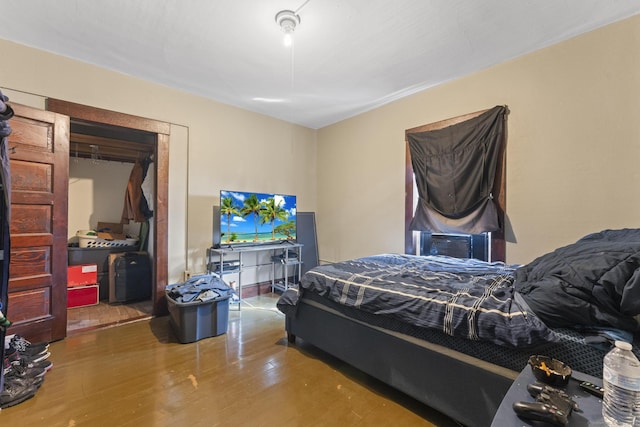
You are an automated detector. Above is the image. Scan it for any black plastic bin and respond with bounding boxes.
[165,275,232,344]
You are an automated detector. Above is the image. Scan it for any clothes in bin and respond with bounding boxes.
[166,275,233,343]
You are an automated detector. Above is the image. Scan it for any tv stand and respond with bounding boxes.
[207,243,303,310]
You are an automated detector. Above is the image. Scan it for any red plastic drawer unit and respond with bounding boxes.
[67,284,99,308]
[67,264,98,287]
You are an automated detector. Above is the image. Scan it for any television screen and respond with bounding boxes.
[214,190,297,247]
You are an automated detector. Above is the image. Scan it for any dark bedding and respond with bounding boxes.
[515,228,640,333]
[296,253,557,348]
[285,290,617,377]
[285,228,640,351]
[276,228,640,423]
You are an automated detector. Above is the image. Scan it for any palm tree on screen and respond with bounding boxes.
[259,198,288,240]
[220,196,239,243]
[274,220,296,240]
[241,193,262,242]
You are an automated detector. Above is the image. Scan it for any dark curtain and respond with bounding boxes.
[407,105,506,234]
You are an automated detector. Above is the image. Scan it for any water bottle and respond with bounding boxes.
[602,341,640,426]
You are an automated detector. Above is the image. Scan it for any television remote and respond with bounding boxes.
[579,381,604,398]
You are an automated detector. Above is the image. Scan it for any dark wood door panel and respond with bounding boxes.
[5,317,52,344]
[10,150,54,164]
[10,234,53,247]
[10,159,53,193]
[7,288,51,323]
[10,205,52,234]
[7,271,52,289]
[11,192,54,205]
[6,103,69,342]
[9,115,53,153]
[10,246,51,282]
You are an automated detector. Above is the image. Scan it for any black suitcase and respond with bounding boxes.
[109,251,152,303]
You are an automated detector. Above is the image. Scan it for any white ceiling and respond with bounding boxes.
[1,1,639,129]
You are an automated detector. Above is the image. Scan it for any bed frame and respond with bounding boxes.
[285,298,519,427]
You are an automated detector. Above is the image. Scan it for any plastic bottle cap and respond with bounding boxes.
[615,340,633,351]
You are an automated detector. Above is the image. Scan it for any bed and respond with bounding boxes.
[277,228,640,427]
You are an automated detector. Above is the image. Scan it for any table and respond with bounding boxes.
[491,365,606,426]
[207,243,303,310]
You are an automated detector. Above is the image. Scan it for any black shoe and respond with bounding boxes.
[5,349,53,373]
[4,357,46,379]
[29,359,53,373]
[7,335,49,357]
[4,374,44,389]
[0,378,38,408]
[5,347,50,366]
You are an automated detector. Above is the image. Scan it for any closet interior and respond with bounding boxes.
[66,119,156,334]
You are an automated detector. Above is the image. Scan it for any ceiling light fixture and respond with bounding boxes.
[275,10,300,47]
[275,0,311,47]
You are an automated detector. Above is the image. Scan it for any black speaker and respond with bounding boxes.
[297,212,319,276]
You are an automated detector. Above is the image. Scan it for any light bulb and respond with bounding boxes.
[275,10,299,48]
[283,32,293,47]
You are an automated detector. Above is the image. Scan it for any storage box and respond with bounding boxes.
[77,230,138,248]
[69,247,138,300]
[96,222,126,241]
[67,264,98,287]
[68,246,139,268]
[67,284,99,308]
[166,291,230,343]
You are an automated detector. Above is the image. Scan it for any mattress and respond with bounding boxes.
[288,248,640,379]
[301,291,616,378]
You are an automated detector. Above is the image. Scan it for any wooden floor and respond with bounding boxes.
[67,299,153,335]
[3,294,462,426]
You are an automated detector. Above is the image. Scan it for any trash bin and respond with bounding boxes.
[165,274,232,343]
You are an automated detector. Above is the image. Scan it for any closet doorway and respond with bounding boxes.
[47,99,170,334]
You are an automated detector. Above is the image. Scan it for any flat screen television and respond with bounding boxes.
[213,190,297,247]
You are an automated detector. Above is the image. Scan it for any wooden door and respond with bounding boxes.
[6,103,69,343]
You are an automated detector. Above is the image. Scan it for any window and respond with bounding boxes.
[404,108,507,262]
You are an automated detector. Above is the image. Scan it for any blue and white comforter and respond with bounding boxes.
[298,253,558,348]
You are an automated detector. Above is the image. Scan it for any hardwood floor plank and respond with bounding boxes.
[2,294,460,426]
[66,299,153,334]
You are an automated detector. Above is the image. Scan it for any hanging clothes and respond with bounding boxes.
[121,159,148,223]
[0,89,13,307]
[140,158,154,219]
[0,92,13,222]
[0,89,13,394]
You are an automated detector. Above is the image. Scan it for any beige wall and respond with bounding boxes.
[316,15,640,265]
[1,14,638,273]
[0,39,317,283]
[68,158,139,240]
